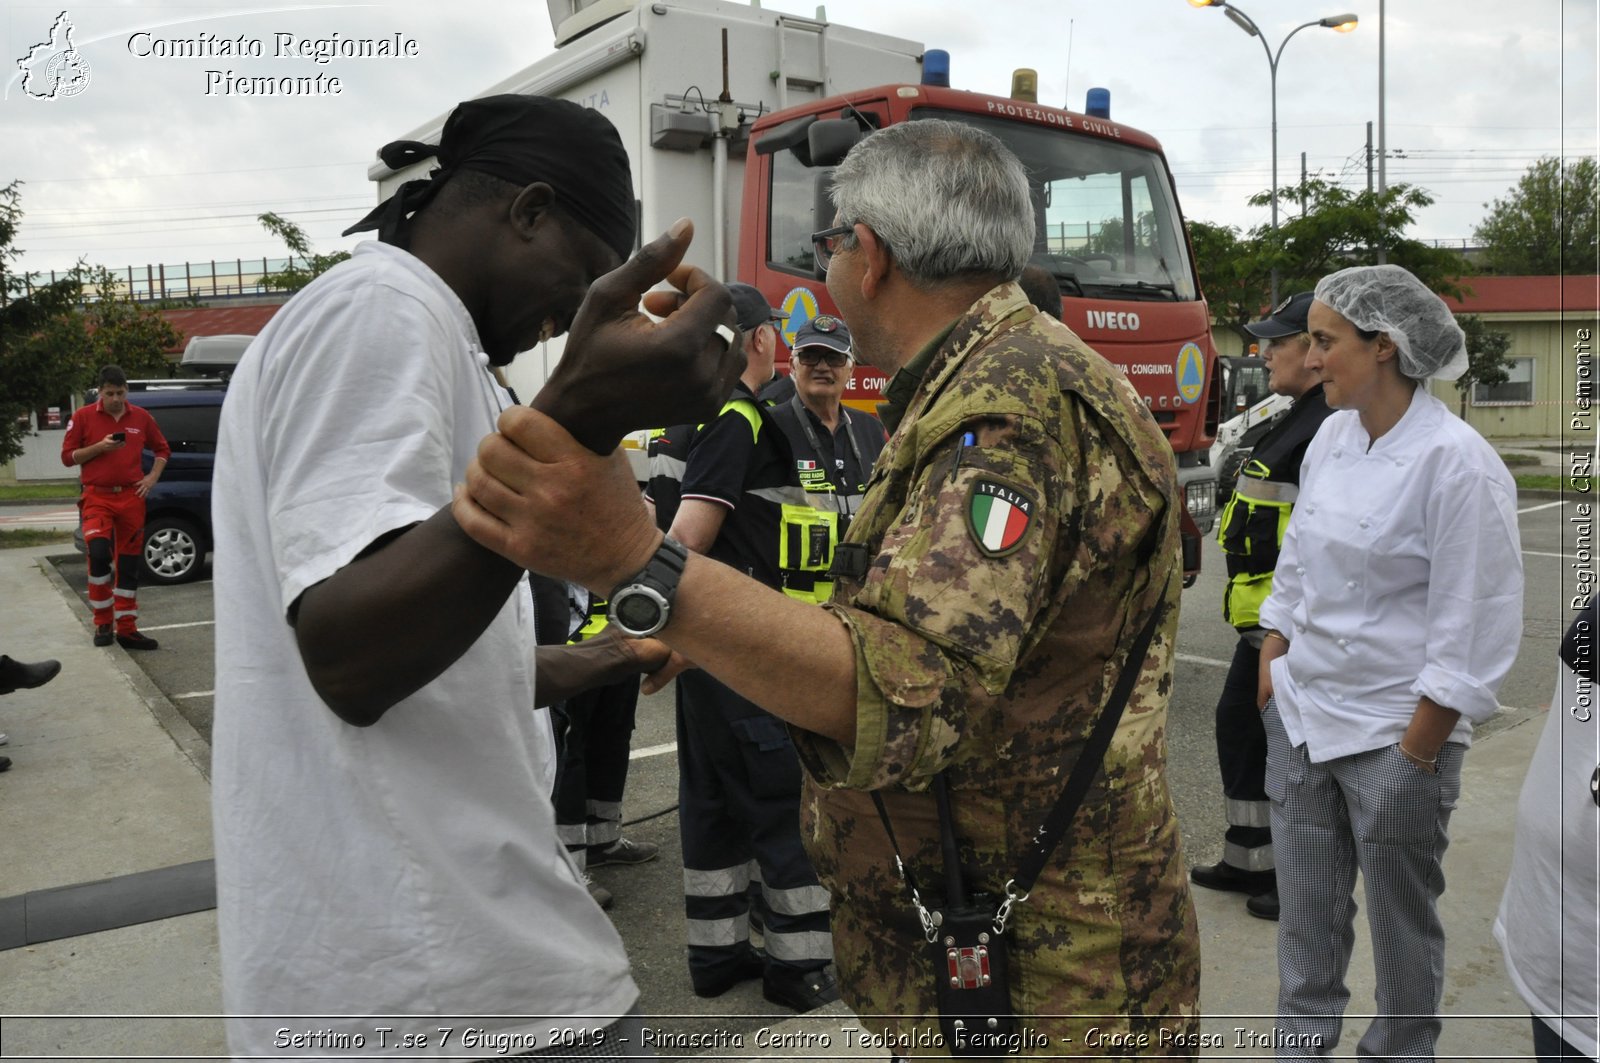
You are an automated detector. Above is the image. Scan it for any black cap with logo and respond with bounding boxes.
[791,314,852,356]
[1244,291,1315,339]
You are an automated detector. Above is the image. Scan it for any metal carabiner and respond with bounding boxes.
[993,878,1031,934]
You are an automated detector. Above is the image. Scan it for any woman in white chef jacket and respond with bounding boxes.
[1255,264,1524,1062]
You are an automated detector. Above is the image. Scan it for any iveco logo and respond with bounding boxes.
[1086,310,1141,331]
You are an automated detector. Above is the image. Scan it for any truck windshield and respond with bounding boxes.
[913,108,1198,303]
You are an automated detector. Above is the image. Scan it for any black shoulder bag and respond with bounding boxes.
[870,591,1169,1056]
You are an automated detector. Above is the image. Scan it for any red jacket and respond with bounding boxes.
[61,400,171,487]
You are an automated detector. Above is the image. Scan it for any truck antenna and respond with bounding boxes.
[1064,18,1074,106]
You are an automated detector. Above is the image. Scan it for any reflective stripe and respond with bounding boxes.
[1225,796,1272,829]
[762,929,834,962]
[760,882,831,917]
[649,454,686,480]
[1223,839,1276,872]
[557,823,588,847]
[87,594,113,610]
[587,799,622,822]
[1233,477,1299,504]
[684,864,752,898]
[87,573,112,586]
[749,484,814,507]
[114,607,139,620]
[587,820,621,847]
[114,587,137,599]
[686,913,749,947]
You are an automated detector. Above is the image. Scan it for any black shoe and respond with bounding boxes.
[1190,861,1275,895]
[1246,887,1280,921]
[93,624,114,648]
[0,755,10,772]
[116,631,159,651]
[588,838,659,867]
[0,656,61,695]
[763,965,840,1013]
[690,948,765,999]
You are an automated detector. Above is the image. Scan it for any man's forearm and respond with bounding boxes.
[660,553,859,744]
[293,506,524,726]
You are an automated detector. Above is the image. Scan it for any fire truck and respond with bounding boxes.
[373,0,1222,574]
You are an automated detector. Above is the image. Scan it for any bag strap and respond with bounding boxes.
[1011,583,1170,896]
[872,579,1171,930]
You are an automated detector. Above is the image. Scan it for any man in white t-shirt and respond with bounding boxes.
[211,95,740,1058]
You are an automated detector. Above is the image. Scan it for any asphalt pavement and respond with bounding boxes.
[0,466,1583,1060]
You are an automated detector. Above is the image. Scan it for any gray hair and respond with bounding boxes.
[829,119,1034,288]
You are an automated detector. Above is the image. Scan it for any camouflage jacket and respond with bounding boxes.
[793,283,1201,1056]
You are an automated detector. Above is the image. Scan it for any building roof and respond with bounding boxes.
[1443,275,1600,314]
[157,304,283,354]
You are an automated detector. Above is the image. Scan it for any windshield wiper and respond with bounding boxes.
[1083,279,1180,301]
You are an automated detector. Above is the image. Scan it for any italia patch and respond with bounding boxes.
[966,478,1036,556]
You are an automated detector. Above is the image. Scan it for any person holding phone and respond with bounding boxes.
[61,365,169,650]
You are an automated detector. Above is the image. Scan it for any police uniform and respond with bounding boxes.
[789,283,1201,1052]
[1210,383,1332,878]
[665,380,835,1002]
[766,316,888,605]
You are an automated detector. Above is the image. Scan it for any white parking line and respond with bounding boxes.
[1518,500,1568,515]
[1524,550,1574,559]
[139,620,215,633]
[171,690,214,700]
[629,741,677,761]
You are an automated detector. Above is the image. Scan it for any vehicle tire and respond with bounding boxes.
[142,515,205,585]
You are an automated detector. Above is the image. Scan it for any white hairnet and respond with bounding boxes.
[1313,264,1468,381]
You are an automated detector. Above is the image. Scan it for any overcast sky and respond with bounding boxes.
[3,0,1595,279]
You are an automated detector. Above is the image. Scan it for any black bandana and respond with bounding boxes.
[343,94,636,258]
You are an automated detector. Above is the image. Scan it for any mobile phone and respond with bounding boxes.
[110,432,125,442]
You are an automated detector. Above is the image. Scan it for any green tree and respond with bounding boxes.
[0,181,86,464]
[259,211,350,292]
[1474,156,1599,275]
[1452,314,1513,419]
[1192,178,1471,340]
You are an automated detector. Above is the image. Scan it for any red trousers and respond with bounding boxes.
[81,487,145,634]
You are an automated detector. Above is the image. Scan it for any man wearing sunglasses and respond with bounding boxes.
[767,315,887,604]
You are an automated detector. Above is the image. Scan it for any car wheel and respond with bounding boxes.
[142,516,204,585]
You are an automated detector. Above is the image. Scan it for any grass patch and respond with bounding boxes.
[0,482,79,502]
[0,528,75,549]
[1501,454,1542,468]
[1516,474,1594,494]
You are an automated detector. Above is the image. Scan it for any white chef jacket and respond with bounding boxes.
[1260,386,1523,762]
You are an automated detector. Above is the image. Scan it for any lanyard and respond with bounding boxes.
[789,395,867,517]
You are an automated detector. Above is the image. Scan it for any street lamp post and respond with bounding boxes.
[1188,0,1357,306]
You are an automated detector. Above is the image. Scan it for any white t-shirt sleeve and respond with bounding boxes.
[254,283,459,617]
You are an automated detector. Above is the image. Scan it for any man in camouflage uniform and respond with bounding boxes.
[454,119,1201,1055]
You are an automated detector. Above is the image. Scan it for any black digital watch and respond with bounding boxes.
[606,536,689,638]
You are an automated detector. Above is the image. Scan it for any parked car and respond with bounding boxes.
[74,380,225,585]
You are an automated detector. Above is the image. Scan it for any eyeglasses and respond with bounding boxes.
[811,224,854,272]
[795,348,851,368]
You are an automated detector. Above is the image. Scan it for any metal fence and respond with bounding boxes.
[16,258,301,303]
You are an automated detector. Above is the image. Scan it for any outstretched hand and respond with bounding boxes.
[531,218,745,453]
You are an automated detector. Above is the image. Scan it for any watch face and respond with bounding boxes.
[615,592,663,633]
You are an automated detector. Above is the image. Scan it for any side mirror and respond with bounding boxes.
[812,172,838,282]
[808,119,862,167]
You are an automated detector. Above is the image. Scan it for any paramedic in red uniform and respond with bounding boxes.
[61,365,170,651]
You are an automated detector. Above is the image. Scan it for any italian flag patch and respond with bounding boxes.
[967,478,1036,556]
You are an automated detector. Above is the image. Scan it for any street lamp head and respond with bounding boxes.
[1322,13,1359,31]
[1224,7,1260,36]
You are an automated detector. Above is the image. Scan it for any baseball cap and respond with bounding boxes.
[791,314,852,356]
[1243,291,1314,339]
[728,283,779,332]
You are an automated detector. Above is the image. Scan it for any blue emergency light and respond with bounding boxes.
[1086,87,1110,118]
[922,49,950,87]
